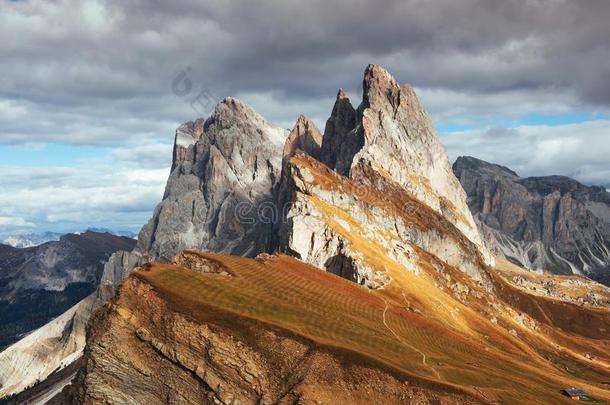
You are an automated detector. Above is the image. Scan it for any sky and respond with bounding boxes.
[1,0,609,238]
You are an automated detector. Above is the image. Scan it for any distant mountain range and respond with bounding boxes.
[84,228,138,239]
[2,228,137,249]
[454,156,610,286]
[0,231,136,351]
[2,232,63,249]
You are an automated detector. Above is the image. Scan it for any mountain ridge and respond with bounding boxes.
[454,155,610,284]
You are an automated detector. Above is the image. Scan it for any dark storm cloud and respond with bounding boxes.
[3,0,610,118]
[1,0,610,233]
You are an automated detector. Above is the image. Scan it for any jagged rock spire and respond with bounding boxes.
[320,89,360,175]
[320,64,494,265]
[283,114,322,161]
[359,64,401,114]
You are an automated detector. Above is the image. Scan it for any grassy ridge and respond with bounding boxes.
[134,253,610,404]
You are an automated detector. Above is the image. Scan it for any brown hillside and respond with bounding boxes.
[70,251,610,404]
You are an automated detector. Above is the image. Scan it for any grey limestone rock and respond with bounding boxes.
[454,155,610,284]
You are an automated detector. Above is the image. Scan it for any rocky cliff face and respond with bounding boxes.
[454,156,610,284]
[278,154,491,288]
[137,98,287,261]
[0,294,98,400]
[277,65,493,288]
[0,232,134,398]
[97,97,288,300]
[344,66,491,264]
[64,250,610,405]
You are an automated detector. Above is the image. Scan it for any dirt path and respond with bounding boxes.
[380,296,442,380]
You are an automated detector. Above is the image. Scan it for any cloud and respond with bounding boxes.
[109,142,173,168]
[0,217,36,228]
[416,87,582,127]
[2,0,610,146]
[0,142,171,235]
[442,120,610,188]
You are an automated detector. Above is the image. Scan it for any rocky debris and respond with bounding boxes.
[498,260,610,308]
[454,156,610,284]
[172,250,232,276]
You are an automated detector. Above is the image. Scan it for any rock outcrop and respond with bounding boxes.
[315,66,492,266]
[97,97,288,299]
[137,97,287,262]
[282,114,322,161]
[454,156,610,284]
[278,65,493,287]
[319,89,360,175]
[351,66,491,263]
[279,154,491,288]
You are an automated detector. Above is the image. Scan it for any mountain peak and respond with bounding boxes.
[336,88,349,101]
[283,114,322,160]
[453,156,520,179]
[346,65,493,264]
[320,89,359,175]
[360,64,400,112]
[218,96,254,113]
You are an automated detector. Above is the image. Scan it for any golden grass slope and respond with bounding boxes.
[135,251,610,405]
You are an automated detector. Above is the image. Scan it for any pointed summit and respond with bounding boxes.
[139,96,288,262]
[360,64,401,113]
[320,89,360,175]
[318,64,494,265]
[283,114,322,161]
